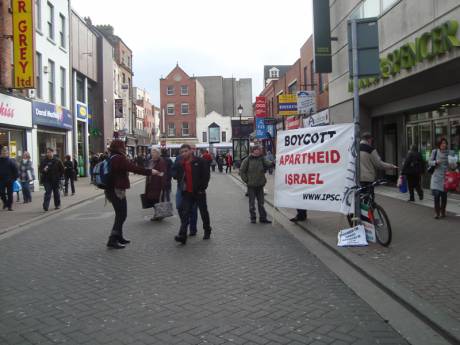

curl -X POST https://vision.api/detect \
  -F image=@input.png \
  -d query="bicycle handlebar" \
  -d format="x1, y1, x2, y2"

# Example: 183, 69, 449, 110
350, 179, 387, 193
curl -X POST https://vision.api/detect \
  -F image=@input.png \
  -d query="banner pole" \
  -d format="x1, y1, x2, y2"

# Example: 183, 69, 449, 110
351, 19, 361, 224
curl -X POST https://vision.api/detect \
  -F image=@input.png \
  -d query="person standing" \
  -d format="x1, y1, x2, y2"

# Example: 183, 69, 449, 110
160, 149, 173, 202
174, 144, 212, 244
240, 145, 273, 224
290, 209, 307, 222
145, 148, 167, 221
401, 145, 424, 202
63, 155, 76, 196
0, 147, 19, 211
210, 154, 217, 172
89, 153, 99, 184
225, 153, 233, 174
217, 154, 224, 173
105, 140, 158, 249
73, 155, 79, 181
39, 148, 64, 211
19, 151, 35, 203
429, 138, 456, 219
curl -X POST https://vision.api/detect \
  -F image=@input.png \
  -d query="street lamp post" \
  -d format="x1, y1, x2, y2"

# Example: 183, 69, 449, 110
237, 104, 243, 165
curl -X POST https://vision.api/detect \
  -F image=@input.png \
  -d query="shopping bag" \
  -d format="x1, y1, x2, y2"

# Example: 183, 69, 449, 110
444, 171, 460, 192
140, 194, 156, 209
337, 225, 368, 247
397, 175, 407, 193
153, 202, 173, 219
13, 180, 22, 193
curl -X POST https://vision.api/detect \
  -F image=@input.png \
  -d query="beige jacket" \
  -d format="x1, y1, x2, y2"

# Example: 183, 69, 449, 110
360, 141, 394, 182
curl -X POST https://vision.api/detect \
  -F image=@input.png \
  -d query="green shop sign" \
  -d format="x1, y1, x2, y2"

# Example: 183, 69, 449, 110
348, 20, 460, 92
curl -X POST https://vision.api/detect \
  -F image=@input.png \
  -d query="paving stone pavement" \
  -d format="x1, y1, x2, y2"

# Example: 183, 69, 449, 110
0, 173, 408, 345
254, 171, 460, 325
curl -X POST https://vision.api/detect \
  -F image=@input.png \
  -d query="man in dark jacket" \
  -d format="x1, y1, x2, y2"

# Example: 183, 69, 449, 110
174, 144, 211, 244
39, 148, 64, 211
240, 145, 273, 224
402, 145, 424, 202
0, 146, 19, 211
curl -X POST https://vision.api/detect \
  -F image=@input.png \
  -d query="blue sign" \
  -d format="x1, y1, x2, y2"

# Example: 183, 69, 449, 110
32, 101, 73, 130
77, 103, 87, 120
256, 118, 269, 139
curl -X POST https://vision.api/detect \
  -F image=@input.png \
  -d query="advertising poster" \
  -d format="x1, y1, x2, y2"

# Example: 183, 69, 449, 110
274, 124, 355, 214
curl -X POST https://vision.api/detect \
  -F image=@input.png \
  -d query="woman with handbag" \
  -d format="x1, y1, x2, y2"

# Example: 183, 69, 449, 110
19, 151, 35, 203
106, 140, 159, 249
145, 148, 167, 221
429, 138, 456, 219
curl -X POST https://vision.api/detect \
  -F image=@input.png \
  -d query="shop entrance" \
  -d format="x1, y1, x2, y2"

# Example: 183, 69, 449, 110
0, 127, 26, 163
383, 124, 398, 183
37, 131, 66, 161
77, 122, 86, 176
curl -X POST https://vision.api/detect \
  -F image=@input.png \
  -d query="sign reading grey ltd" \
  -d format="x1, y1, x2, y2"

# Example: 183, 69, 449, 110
312, 0, 332, 73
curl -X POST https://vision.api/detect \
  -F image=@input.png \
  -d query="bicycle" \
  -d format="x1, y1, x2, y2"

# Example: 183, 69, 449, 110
346, 180, 392, 247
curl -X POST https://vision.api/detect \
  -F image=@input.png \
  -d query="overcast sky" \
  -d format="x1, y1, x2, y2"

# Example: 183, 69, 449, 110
72, 0, 313, 105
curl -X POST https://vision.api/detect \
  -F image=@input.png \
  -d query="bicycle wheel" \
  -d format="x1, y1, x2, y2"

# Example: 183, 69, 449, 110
372, 203, 392, 246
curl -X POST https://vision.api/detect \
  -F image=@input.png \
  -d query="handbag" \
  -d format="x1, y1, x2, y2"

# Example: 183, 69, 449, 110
444, 171, 460, 192
153, 201, 173, 219
427, 150, 438, 174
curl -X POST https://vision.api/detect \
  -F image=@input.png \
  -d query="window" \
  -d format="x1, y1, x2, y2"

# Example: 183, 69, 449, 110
35, 0, 42, 31
181, 85, 189, 95
288, 81, 297, 94
269, 68, 279, 78
167, 123, 175, 137
202, 132, 207, 142
167, 85, 174, 95
60, 67, 66, 106
167, 104, 175, 115
76, 75, 84, 103
319, 74, 324, 94
48, 60, 55, 103
59, 14, 66, 48
382, 0, 398, 11
222, 131, 226, 142
47, 2, 54, 41
310, 61, 315, 91
181, 103, 189, 115
303, 67, 308, 90
35, 52, 42, 98
351, 0, 399, 19
122, 73, 126, 84
182, 122, 189, 137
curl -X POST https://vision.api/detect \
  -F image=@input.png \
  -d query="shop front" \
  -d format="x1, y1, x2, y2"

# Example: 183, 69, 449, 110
0, 93, 33, 163
32, 101, 73, 163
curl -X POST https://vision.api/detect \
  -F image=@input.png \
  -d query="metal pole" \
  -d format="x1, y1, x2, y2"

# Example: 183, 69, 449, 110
239, 112, 242, 165
351, 19, 361, 223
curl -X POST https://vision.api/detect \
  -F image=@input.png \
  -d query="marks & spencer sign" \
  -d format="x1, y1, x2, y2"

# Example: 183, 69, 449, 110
349, 20, 460, 91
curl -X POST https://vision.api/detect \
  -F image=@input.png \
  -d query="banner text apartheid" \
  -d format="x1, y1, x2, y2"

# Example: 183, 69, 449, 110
279, 150, 341, 166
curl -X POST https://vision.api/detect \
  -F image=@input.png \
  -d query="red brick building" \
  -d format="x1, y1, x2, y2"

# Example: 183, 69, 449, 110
159, 65, 205, 144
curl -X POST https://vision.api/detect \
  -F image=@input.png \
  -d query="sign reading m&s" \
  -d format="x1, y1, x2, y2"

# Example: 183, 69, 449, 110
13, 0, 35, 89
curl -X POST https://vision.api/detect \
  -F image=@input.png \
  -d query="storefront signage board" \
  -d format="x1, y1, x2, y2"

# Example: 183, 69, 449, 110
0, 93, 32, 127
32, 101, 73, 130
278, 94, 298, 116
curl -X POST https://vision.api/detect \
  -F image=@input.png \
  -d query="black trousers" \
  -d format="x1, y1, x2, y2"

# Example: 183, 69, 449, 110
106, 190, 128, 240
64, 175, 75, 194
433, 190, 447, 213
248, 186, 267, 221
0, 180, 13, 208
43, 181, 60, 209
178, 192, 211, 238
406, 174, 423, 200
226, 165, 232, 173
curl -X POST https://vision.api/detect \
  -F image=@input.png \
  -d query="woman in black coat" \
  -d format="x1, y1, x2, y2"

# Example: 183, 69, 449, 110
402, 145, 424, 202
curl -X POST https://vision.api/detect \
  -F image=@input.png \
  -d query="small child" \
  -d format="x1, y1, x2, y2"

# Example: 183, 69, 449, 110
13, 179, 22, 202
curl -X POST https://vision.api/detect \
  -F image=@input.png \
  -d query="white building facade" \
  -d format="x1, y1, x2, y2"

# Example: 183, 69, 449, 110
196, 111, 232, 146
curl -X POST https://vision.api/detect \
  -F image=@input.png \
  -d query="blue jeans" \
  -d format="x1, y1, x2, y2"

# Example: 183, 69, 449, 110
176, 186, 198, 234
21, 181, 32, 202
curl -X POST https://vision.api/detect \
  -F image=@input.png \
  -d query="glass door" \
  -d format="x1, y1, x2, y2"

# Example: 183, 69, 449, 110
434, 120, 449, 148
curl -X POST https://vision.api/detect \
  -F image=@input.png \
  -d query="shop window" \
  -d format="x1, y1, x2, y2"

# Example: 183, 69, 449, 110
48, 59, 55, 103
47, 1, 54, 41
450, 119, 460, 152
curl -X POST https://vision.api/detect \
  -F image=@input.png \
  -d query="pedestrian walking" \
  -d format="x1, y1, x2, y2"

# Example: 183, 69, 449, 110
63, 155, 76, 196
89, 153, 99, 184
18, 151, 35, 203
401, 145, 424, 202
174, 144, 212, 244
429, 138, 457, 219
105, 140, 159, 249
145, 148, 167, 221
39, 148, 64, 211
73, 155, 79, 181
210, 154, 217, 172
0, 146, 19, 211
240, 145, 273, 224
160, 148, 173, 202
225, 153, 233, 174
172, 153, 199, 236
217, 154, 224, 173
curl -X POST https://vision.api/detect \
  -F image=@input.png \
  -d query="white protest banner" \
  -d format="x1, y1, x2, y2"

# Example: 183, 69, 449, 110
337, 225, 368, 247
274, 124, 355, 214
